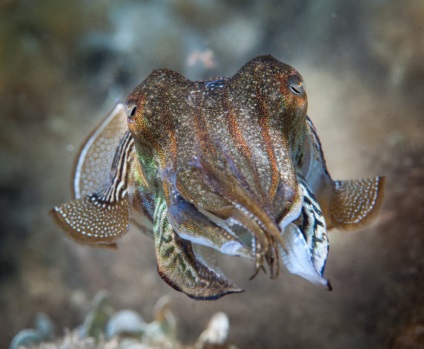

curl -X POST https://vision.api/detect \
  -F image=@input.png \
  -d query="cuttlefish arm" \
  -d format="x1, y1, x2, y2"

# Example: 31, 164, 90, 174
303, 117, 385, 230
167, 190, 252, 259
281, 176, 331, 289
153, 194, 243, 300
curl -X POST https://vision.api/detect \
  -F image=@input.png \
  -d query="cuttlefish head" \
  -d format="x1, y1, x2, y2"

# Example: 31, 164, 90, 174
125, 55, 311, 281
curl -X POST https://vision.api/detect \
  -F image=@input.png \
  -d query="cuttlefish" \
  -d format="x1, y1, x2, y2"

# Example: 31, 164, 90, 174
52, 55, 384, 299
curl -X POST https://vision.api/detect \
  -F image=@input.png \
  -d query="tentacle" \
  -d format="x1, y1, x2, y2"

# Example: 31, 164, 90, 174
153, 195, 243, 300
197, 152, 285, 279
167, 192, 252, 258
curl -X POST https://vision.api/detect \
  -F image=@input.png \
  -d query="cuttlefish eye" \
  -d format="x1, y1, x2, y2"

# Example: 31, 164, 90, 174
288, 75, 305, 96
126, 103, 137, 118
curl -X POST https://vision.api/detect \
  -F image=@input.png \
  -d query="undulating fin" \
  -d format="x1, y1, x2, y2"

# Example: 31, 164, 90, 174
300, 117, 333, 222
73, 103, 129, 199
303, 117, 385, 231
154, 196, 243, 300
281, 177, 331, 289
328, 176, 385, 230
51, 195, 130, 245
51, 131, 135, 245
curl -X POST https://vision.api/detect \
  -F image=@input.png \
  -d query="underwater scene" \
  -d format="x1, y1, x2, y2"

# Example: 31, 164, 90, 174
1, 0, 424, 348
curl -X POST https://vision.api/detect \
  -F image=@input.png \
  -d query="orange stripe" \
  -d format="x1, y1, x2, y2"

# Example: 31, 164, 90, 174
168, 128, 178, 165
225, 95, 268, 199
256, 90, 279, 203
225, 99, 252, 162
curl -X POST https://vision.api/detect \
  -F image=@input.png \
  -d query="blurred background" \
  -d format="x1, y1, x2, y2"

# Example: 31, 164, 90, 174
1, 0, 423, 348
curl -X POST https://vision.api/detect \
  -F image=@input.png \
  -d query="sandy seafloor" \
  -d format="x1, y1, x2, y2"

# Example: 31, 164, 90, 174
1, 0, 424, 348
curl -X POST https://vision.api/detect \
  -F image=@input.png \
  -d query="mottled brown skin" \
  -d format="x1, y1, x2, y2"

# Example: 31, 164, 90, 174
52, 55, 385, 300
